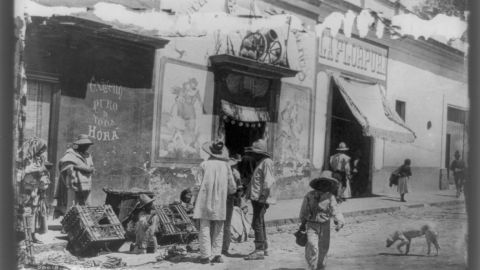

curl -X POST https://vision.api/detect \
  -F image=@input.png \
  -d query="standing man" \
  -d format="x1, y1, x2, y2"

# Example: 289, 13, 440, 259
450, 150, 466, 198
193, 141, 237, 264
329, 142, 351, 202
55, 134, 95, 215
222, 154, 242, 256
244, 139, 276, 260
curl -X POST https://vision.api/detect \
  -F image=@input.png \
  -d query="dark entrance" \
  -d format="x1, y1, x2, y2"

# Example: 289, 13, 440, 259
224, 121, 265, 155
326, 80, 373, 197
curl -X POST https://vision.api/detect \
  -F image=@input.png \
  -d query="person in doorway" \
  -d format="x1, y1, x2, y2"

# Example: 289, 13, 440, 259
222, 154, 243, 256
329, 142, 352, 202
395, 159, 412, 202
299, 170, 344, 270
193, 141, 237, 264
55, 134, 95, 215
351, 149, 363, 197
450, 150, 466, 198
244, 139, 277, 260
16, 137, 51, 244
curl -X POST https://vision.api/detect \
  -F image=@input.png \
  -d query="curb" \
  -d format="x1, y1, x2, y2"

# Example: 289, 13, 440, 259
265, 199, 464, 228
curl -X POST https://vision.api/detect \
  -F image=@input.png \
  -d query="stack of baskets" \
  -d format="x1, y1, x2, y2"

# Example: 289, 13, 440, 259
154, 203, 198, 245
61, 205, 126, 256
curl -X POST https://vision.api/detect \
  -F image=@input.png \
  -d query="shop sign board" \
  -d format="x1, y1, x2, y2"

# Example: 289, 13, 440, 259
318, 30, 388, 81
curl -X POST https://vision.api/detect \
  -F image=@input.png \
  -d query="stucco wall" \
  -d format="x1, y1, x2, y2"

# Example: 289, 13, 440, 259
146, 2, 318, 203
383, 57, 468, 169
372, 167, 441, 195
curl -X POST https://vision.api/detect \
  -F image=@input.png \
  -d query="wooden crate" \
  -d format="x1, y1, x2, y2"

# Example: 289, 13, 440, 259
154, 203, 198, 245
61, 205, 125, 256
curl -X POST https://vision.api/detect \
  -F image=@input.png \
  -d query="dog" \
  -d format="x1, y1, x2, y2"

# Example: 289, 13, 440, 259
386, 224, 440, 255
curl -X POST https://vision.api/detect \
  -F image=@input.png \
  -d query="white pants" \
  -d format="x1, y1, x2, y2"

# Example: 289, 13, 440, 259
305, 221, 331, 270
199, 219, 224, 259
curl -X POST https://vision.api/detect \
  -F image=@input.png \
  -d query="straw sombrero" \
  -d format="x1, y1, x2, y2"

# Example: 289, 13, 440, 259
137, 194, 155, 209
336, 142, 349, 151
74, 134, 94, 145
309, 170, 340, 190
245, 139, 271, 157
202, 141, 229, 161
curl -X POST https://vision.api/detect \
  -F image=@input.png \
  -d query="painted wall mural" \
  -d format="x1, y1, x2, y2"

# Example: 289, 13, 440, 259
154, 58, 214, 163
274, 83, 312, 178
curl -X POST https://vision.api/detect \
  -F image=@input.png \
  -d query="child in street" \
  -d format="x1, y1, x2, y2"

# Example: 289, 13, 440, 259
299, 170, 345, 270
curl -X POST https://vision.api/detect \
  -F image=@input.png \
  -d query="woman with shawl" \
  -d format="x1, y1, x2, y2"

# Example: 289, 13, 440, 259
16, 137, 50, 243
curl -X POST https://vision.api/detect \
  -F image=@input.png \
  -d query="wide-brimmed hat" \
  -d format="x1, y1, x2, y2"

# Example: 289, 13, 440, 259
309, 170, 340, 190
245, 139, 271, 157
74, 134, 93, 145
228, 153, 242, 166
336, 142, 349, 151
202, 141, 229, 161
137, 194, 155, 209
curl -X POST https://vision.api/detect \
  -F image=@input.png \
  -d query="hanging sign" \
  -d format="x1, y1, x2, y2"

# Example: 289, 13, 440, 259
318, 30, 388, 81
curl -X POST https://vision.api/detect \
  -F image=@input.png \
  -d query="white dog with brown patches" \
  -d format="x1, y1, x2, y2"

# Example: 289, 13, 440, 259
386, 224, 440, 255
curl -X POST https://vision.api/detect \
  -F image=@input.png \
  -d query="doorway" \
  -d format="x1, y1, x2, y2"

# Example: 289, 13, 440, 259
224, 120, 265, 156
326, 80, 373, 197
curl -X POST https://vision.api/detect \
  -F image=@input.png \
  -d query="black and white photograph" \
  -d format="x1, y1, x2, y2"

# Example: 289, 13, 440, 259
10, 0, 472, 269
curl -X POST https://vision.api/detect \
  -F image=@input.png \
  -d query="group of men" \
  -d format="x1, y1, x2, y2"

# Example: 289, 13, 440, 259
192, 138, 275, 263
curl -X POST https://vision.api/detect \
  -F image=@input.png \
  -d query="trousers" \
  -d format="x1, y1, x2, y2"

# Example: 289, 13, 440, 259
251, 200, 269, 250
305, 221, 331, 270
199, 219, 224, 259
222, 196, 234, 252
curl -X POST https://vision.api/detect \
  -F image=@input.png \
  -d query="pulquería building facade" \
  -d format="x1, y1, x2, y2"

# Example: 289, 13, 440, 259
22, 0, 468, 204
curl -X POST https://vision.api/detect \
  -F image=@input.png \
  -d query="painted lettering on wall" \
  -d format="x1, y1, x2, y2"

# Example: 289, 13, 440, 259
293, 30, 311, 82
87, 83, 122, 141
318, 31, 388, 81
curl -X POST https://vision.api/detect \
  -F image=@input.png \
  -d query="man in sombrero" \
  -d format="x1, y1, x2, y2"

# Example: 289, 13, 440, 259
193, 141, 237, 264
329, 142, 352, 202
299, 170, 345, 270
131, 194, 159, 254
243, 139, 277, 260
55, 134, 95, 216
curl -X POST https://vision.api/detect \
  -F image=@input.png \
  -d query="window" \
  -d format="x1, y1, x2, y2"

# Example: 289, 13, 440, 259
395, 100, 406, 121
24, 80, 54, 142
447, 107, 466, 124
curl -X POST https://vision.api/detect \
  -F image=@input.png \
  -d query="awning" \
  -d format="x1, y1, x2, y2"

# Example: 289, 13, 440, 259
333, 75, 416, 143
221, 100, 270, 122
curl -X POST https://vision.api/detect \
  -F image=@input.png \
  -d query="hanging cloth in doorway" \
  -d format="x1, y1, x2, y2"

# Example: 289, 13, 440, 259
332, 75, 416, 143
221, 99, 270, 125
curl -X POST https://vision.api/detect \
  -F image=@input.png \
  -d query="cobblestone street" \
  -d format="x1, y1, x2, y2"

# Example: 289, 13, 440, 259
126, 203, 467, 270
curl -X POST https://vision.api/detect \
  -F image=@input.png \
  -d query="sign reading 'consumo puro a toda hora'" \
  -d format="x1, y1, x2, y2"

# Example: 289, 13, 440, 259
318, 30, 388, 81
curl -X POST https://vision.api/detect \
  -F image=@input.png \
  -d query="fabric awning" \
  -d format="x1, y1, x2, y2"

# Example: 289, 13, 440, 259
333, 75, 416, 143
221, 100, 270, 122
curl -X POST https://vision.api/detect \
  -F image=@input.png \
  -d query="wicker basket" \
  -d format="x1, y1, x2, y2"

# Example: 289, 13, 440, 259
61, 205, 126, 256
